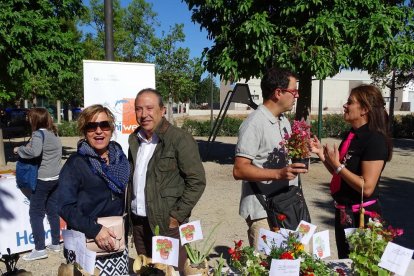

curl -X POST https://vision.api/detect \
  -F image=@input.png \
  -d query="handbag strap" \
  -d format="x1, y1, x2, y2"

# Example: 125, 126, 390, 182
250, 182, 268, 210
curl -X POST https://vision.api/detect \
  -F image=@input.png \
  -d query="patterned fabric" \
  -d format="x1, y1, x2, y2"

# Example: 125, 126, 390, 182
65, 248, 129, 276
78, 140, 129, 194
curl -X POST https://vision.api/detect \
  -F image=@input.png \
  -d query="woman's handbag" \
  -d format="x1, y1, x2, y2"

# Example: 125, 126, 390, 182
15, 130, 44, 191
85, 187, 128, 256
86, 215, 126, 256
252, 175, 311, 230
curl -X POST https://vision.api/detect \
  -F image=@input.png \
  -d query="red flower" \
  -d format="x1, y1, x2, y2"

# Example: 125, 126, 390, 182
336, 268, 346, 276
261, 234, 267, 243
235, 240, 243, 248
277, 214, 287, 221
280, 251, 294, 260
260, 261, 269, 267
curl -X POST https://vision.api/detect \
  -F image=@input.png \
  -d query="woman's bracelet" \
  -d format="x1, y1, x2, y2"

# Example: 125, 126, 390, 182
335, 164, 345, 174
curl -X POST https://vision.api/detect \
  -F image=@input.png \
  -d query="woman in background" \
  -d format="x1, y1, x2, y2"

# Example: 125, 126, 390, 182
58, 105, 129, 275
14, 108, 62, 261
312, 84, 393, 258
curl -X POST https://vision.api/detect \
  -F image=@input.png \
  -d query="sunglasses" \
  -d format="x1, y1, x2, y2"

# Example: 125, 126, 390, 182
281, 88, 299, 98
85, 121, 111, 132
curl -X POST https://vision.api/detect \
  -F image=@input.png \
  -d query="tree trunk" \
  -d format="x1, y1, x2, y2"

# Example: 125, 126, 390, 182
295, 71, 313, 121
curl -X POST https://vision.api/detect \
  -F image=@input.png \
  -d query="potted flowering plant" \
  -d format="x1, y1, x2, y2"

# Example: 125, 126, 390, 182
263, 232, 338, 276
347, 215, 404, 276
228, 240, 268, 276
280, 120, 312, 168
183, 223, 219, 276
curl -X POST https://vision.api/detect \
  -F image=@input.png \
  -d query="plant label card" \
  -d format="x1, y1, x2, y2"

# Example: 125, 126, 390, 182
312, 230, 330, 259
152, 236, 179, 267
179, 220, 203, 245
257, 228, 284, 254
75, 237, 96, 275
295, 220, 317, 245
378, 242, 414, 276
62, 229, 85, 251
279, 228, 296, 239
344, 228, 357, 238
269, 259, 300, 276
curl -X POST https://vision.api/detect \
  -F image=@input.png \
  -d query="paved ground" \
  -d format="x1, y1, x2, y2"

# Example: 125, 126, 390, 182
1, 136, 413, 275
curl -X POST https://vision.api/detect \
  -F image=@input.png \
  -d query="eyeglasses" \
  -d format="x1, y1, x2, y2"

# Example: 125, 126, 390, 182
85, 121, 111, 132
281, 88, 299, 98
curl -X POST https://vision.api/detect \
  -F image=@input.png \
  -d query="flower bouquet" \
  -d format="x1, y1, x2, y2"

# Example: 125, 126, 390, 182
347, 216, 404, 276
280, 120, 312, 168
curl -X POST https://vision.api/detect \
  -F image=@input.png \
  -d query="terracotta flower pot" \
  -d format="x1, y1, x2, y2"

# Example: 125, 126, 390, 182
292, 157, 310, 170
185, 233, 194, 241
160, 249, 170, 260
183, 258, 209, 276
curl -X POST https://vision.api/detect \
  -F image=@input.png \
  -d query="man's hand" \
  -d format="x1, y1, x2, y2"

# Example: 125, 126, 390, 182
95, 226, 117, 251
277, 163, 308, 180
169, 216, 180, 228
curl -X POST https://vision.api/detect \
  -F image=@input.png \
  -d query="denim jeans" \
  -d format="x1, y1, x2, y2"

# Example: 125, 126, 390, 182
29, 179, 60, 250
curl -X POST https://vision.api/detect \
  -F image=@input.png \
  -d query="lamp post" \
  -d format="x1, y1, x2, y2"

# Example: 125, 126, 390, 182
104, 0, 114, 61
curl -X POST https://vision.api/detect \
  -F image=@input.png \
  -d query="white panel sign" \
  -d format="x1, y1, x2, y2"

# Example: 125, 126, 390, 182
0, 176, 66, 254
83, 60, 156, 154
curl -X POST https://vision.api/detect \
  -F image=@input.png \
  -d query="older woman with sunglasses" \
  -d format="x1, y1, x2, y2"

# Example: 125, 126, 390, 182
57, 104, 130, 275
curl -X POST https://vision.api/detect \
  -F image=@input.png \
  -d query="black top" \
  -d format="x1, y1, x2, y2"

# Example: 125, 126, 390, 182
333, 124, 388, 205
57, 154, 124, 239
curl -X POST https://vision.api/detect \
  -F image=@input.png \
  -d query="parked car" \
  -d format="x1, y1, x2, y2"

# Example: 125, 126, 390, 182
0, 108, 31, 139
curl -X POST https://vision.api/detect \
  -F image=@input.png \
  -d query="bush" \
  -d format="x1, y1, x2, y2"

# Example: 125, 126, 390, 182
393, 114, 414, 138
181, 117, 243, 136
310, 114, 350, 139
181, 113, 414, 139
57, 121, 78, 137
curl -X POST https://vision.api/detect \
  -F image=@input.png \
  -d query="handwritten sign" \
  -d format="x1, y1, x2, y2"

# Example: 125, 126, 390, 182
379, 242, 414, 275
269, 259, 300, 276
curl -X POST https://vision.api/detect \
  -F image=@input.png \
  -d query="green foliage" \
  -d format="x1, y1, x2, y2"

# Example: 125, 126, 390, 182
81, 0, 157, 62
183, 0, 414, 119
347, 218, 403, 276
393, 114, 414, 138
184, 223, 219, 265
212, 253, 226, 276
194, 75, 220, 105
0, 0, 84, 103
181, 117, 243, 136
310, 114, 350, 138
57, 121, 78, 137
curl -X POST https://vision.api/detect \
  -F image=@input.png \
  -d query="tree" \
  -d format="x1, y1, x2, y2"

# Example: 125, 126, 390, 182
151, 24, 199, 103
183, 0, 414, 120
81, 0, 158, 62
0, 0, 84, 105
195, 75, 220, 105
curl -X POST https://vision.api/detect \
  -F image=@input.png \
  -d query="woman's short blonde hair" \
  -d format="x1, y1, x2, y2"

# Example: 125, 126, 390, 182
77, 104, 116, 136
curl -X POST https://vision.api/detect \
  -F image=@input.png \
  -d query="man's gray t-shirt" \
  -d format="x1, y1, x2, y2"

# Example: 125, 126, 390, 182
235, 105, 298, 220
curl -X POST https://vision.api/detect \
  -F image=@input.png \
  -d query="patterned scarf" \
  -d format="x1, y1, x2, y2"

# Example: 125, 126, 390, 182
78, 139, 130, 194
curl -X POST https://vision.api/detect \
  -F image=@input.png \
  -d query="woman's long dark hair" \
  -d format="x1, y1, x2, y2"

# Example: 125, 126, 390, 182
28, 108, 57, 135
350, 85, 393, 161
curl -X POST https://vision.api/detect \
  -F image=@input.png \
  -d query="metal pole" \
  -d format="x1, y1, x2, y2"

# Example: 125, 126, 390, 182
104, 0, 114, 61
0, 129, 6, 166
210, 73, 214, 131
318, 79, 323, 140
389, 70, 396, 135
